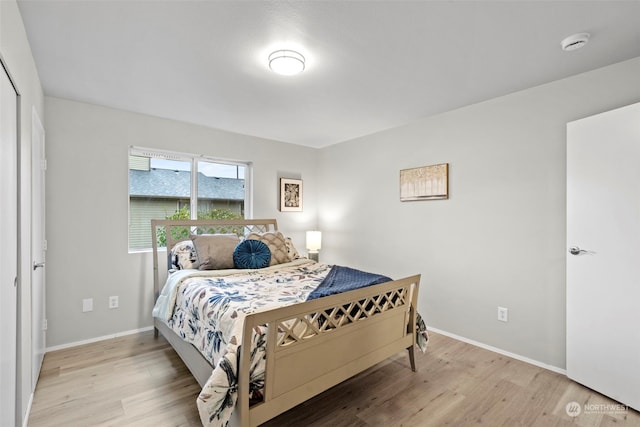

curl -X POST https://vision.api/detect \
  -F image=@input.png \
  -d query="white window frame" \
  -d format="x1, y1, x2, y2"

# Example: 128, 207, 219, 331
128, 146, 253, 252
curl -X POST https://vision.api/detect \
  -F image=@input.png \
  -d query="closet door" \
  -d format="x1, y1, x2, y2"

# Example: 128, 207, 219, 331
32, 108, 46, 388
0, 62, 18, 427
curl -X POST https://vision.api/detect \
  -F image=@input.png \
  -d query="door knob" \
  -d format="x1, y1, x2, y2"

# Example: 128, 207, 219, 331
569, 246, 589, 256
33, 261, 45, 270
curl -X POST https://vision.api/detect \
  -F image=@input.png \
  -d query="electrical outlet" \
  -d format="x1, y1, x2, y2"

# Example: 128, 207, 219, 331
109, 296, 119, 309
498, 306, 508, 322
82, 298, 93, 312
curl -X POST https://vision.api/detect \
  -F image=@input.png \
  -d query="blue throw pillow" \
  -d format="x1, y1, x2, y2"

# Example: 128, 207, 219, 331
233, 239, 271, 269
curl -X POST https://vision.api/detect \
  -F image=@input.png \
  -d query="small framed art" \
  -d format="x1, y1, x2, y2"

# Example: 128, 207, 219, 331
280, 178, 303, 211
400, 163, 449, 201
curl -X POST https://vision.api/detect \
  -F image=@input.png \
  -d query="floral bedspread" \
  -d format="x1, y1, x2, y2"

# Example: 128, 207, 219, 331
152, 258, 427, 427
153, 259, 332, 427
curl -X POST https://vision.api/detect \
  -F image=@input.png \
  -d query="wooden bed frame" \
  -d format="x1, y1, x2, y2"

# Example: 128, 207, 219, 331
152, 219, 421, 427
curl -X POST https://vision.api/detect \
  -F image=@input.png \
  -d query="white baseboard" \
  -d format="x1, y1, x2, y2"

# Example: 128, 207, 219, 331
428, 326, 566, 375
45, 326, 155, 353
22, 392, 33, 427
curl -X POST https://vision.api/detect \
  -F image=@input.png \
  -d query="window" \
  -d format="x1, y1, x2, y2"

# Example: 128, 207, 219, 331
128, 147, 251, 250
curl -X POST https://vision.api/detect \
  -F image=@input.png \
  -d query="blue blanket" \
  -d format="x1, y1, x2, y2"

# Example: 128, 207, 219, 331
307, 265, 392, 301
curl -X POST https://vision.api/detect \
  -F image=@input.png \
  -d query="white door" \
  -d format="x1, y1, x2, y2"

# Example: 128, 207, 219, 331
567, 101, 640, 411
31, 107, 46, 388
0, 62, 18, 427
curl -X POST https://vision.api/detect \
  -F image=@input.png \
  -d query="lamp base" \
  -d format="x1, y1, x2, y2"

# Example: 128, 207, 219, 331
308, 252, 319, 262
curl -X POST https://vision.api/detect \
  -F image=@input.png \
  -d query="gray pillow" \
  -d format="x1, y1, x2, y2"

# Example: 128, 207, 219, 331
191, 234, 240, 270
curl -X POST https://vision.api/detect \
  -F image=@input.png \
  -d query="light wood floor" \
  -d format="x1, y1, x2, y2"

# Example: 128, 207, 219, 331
29, 330, 640, 427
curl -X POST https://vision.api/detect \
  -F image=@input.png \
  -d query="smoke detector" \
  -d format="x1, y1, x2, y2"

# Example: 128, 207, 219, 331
561, 33, 590, 51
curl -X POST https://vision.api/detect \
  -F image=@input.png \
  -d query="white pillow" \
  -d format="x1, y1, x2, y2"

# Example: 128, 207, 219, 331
170, 240, 199, 270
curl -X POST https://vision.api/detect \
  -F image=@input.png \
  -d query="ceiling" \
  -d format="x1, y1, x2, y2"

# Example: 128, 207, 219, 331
17, 1, 640, 148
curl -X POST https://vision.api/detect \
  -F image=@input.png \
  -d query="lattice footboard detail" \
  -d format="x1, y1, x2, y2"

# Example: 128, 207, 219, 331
240, 274, 420, 427
276, 286, 410, 347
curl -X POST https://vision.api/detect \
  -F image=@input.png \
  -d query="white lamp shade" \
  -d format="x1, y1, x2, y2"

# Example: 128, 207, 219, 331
306, 231, 322, 252
269, 50, 305, 76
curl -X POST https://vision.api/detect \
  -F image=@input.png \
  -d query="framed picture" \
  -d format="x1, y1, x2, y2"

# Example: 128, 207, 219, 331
400, 163, 449, 201
280, 178, 303, 211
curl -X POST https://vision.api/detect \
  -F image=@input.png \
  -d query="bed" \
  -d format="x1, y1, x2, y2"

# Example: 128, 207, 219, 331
151, 218, 424, 427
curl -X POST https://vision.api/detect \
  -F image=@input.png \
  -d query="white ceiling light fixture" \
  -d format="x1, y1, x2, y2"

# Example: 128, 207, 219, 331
561, 32, 590, 51
268, 50, 305, 76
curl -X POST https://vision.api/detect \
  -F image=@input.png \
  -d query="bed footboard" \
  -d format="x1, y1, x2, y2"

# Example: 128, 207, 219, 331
236, 274, 420, 427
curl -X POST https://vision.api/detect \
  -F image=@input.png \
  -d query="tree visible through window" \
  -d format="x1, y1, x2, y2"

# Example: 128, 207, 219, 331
128, 148, 250, 250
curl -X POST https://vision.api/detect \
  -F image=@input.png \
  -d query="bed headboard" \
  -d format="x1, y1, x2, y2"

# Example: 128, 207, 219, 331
151, 218, 278, 300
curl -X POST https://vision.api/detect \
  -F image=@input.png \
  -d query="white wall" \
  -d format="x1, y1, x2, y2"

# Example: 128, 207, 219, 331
0, 0, 45, 423
317, 57, 640, 370
44, 97, 318, 347
38, 37, 640, 372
